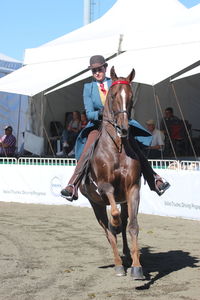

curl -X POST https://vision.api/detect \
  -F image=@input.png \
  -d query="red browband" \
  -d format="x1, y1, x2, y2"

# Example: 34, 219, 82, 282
111, 80, 130, 87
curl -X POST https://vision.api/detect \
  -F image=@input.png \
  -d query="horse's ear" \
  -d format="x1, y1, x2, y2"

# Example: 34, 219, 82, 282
127, 68, 135, 83
110, 66, 118, 81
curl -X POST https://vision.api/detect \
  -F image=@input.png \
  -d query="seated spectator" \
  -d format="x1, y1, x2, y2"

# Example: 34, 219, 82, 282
62, 111, 81, 155
146, 119, 165, 159
160, 107, 180, 134
0, 125, 16, 157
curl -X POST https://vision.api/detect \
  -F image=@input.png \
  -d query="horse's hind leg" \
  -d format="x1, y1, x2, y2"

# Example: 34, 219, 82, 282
89, 201, 125, 276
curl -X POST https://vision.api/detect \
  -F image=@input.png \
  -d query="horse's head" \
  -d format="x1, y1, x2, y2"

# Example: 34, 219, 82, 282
105, 66, 135, 138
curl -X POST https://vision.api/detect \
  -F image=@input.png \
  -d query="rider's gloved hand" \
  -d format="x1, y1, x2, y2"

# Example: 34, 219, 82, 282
98, 109, 103, 120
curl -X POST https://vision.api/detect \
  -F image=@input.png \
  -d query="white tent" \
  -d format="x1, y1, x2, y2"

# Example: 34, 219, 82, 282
0, 53, 29, 151
0, 0, 200, 155
0, 0, 197, 95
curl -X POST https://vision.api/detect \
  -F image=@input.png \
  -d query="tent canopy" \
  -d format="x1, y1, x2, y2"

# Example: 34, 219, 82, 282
0, 0, 200, 158
0, 52, 22, 76
0, 0, 199, 96
171, 65, 200, 81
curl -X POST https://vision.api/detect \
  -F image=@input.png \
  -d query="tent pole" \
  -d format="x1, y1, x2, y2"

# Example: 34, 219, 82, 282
16, 94, 22, 153
152, 86, 164, 159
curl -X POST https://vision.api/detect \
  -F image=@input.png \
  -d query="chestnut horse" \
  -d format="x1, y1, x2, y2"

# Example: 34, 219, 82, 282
80, 66, 144, 279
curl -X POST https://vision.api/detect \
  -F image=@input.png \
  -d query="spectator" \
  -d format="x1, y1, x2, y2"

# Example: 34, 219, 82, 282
160, 107, 189, 157
146, 119, 165, 159
0, 125, 16, 157
160, 107, 180, 134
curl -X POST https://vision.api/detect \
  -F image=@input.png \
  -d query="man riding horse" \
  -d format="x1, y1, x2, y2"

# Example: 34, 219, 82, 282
61, 55, 170, 201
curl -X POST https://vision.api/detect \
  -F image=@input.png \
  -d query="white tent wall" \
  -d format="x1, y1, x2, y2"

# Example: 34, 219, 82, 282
0, 92, 29, 151
29, 94, 45, 138
0, 53, 29, 152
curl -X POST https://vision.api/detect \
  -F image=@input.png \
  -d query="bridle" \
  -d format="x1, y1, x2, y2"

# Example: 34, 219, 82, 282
104, 80, 131, 136
110, 80, 131, 117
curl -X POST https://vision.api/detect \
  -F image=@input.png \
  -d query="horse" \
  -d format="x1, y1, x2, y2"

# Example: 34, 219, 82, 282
80, 66, 144, 280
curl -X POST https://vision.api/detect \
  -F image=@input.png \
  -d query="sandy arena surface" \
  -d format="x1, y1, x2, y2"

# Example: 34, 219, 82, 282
0, 201, 199, 300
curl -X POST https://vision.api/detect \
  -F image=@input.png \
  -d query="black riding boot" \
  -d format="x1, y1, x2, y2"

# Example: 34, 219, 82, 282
130, 139, 170, 195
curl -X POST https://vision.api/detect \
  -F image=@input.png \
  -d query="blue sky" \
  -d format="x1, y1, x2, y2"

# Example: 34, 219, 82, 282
0, 0, 200, 61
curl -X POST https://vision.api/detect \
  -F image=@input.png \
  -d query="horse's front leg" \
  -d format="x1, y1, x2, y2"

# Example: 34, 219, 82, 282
106, 229, 125, 276
128, 185, 144, 280
99, 183, 121, 225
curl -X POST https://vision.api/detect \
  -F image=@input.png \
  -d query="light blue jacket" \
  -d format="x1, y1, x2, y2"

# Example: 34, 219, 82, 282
75, 78, 152, 160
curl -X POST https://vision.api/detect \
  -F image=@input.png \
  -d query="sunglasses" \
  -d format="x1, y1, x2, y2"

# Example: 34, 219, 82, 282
92, 67, 104, 74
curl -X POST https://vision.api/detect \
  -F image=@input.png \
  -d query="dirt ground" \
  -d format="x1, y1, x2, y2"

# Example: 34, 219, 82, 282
0, 201, 199, 300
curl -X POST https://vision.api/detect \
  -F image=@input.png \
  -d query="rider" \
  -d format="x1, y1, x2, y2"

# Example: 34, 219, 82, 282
61, 55, 170, 201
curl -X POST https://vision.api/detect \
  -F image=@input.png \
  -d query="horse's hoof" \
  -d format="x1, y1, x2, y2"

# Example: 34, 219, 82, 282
108, 222, 122, 235
115, 265, 126, 276
130, 266, 145, 280
121, 255, 132, 268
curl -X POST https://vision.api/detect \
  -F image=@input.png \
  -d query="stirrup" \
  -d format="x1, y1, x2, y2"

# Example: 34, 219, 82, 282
61, 184, 76, 201
155, 177, 170, 196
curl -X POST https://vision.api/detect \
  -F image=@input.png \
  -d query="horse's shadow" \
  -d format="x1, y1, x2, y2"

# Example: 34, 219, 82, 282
99, 246, 199, 289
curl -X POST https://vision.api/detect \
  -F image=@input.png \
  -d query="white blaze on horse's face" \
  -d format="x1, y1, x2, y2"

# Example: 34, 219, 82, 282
121, 89, 126, 111
115, 87, 129, 138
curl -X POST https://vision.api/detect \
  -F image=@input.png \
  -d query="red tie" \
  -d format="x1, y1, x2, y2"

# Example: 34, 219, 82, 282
100, 83, 107, 95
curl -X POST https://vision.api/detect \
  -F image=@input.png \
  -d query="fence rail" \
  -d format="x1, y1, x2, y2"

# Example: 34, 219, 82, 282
0, 157, 200, 170
1, 157, 76, 166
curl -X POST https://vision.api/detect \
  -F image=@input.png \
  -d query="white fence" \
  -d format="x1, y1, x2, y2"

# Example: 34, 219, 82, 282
1, 157, 200, 171
0, 157, 200, 221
